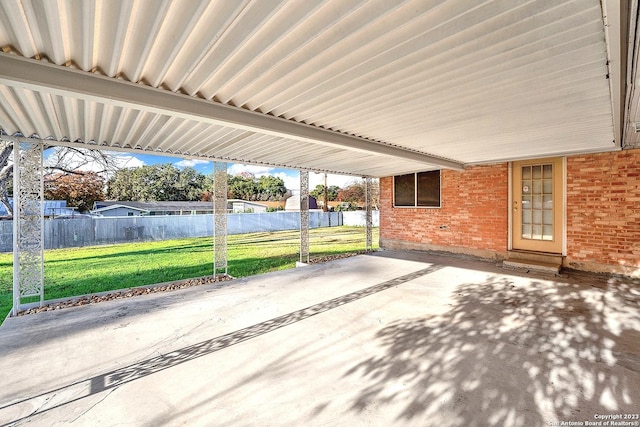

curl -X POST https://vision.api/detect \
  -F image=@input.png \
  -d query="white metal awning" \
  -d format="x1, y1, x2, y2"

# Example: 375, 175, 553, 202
0, 0, 632, 177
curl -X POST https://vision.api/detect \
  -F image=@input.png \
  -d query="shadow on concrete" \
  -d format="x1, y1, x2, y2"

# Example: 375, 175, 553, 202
0, 265, 442, 424
341, 274, 640, 425
0, 253, 345, 348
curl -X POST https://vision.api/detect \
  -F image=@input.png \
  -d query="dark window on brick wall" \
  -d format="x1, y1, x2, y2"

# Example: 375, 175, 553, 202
394, 173, 415, 206
393, 170, 441, 207
417, 171, 440, 207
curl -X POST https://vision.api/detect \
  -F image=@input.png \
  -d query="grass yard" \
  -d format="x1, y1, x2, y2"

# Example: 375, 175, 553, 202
0, 226, 379, 323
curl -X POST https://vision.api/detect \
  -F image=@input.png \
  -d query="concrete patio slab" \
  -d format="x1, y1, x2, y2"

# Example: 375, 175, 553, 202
0, 250, 639, 426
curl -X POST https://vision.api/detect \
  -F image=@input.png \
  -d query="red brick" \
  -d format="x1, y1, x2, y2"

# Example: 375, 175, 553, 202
380, 164, 508, 253
380, 149, 640, 270
566, 149, 640, 268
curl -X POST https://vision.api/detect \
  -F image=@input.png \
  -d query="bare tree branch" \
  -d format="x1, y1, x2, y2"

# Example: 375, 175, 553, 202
0, 144, 121, 217
43, 146, 120, 177
0, 144, 13, 216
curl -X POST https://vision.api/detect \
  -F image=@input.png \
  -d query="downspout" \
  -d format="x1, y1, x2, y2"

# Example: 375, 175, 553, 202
623, 0, 639, 149
602, 0, 631, 148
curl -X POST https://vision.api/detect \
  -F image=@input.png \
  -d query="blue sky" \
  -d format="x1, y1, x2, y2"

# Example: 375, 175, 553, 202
53, 149, 361, 191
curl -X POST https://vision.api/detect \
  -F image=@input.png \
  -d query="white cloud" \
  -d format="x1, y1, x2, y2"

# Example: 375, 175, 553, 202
227, 164, 276, 176
114, 154, 145, 169
174, 159, 209, 168
272, 172, 299, 191
309, 172, 360, 189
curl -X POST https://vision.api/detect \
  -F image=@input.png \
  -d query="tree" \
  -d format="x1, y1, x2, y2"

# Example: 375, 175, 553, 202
336, 180, 380, 210
310, 184, 339, 201
256, 175, 287, 201
338, 183, 366, 203
106, 167, 136, 201
135, 164, 181, 201
45, 146, 120, 176
199, 174, 215, 201
0, 145, 120, 217
0, 144, 12, 216
334, 201, 358, 211
107, 164, 210, 201
173, 166, 209, 201
370, 179, 380, 210
44, 172, 105, 212
227, 173, 287, 201
228, 173, 258, 200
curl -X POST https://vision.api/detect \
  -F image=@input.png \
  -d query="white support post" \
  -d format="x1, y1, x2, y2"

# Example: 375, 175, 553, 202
299, 170, 309, 265
365, 177, 373, 252
13, 140, 44, 315
213, 161, 228, 276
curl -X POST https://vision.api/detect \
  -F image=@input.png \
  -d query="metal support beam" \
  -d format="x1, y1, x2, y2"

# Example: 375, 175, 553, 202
0, 54, 464, 170
13, 140, 44, 315
299, 171, 309, 264
602, 0, 629, 148
365, 177, 373, 252
213, 161, 228, 276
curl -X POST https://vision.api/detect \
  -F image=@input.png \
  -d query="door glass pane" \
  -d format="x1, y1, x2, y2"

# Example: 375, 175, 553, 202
521, 163, 553, 241
532, 210, 542, 224
533, 195, 542, 209
532, 224, 542, 239
532, 166, 541, 179
532, 180, 542, 194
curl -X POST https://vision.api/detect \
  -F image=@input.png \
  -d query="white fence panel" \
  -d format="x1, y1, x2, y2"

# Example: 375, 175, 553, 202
342, 211, 380, 227
0, 211, 344, 252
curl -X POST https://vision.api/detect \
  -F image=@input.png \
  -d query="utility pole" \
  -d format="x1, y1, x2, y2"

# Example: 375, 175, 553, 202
323, 173, 328, 212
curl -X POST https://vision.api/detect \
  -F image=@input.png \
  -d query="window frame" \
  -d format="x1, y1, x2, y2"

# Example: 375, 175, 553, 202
393, 170, 441, 208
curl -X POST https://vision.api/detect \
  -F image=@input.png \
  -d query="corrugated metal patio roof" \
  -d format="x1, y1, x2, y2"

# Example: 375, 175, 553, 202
0, 0, 634, 177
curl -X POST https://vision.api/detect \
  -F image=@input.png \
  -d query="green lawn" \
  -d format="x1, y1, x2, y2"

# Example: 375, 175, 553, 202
0, 226, 379, 322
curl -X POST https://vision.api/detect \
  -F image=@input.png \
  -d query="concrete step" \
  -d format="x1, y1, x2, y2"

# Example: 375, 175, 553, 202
503, 251, 563, 274
503, 259, 561, 274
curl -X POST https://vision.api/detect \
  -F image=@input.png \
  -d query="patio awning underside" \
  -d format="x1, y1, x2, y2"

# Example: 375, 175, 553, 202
0, 0, 631, 177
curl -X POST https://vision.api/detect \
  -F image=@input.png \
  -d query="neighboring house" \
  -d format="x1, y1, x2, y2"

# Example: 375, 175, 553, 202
0, 199, 79, 218
284, 195, 319, 211
229, 200, 268, 213
91, 200, 267, 217
91, 202, 151, 217
379, 150, 640, 277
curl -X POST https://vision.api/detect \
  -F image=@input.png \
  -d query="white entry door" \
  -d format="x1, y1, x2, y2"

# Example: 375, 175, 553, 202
512, 157, 563, 253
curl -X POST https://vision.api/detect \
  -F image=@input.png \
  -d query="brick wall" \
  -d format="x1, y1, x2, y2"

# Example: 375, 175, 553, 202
380, 164, 509, 258
566, 149, 640, 273
379, 149, 640, 275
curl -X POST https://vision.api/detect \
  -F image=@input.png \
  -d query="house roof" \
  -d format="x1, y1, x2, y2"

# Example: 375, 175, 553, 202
0, 199, 76, 216
93, 201, 216, 213
92, 200, 267, 213
229, 199, 268, 207
0, 1, 634, 177
91, 203, 149, 214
